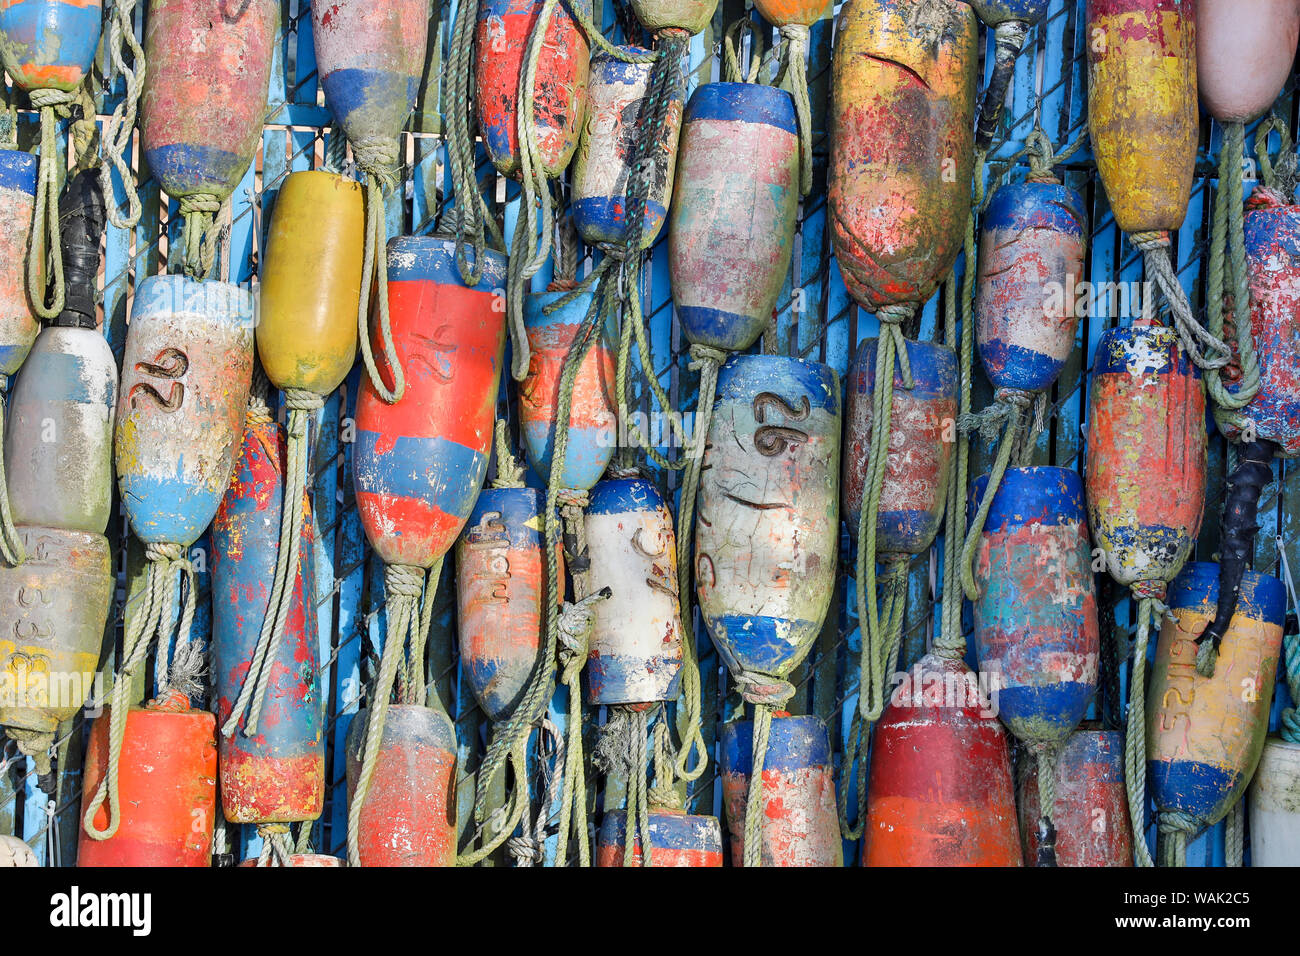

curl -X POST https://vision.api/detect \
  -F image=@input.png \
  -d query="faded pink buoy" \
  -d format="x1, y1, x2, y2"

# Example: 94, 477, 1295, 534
1197, 0, 1300, 123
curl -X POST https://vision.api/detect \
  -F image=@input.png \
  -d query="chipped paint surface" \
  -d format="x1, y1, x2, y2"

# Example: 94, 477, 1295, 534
752, 0, 831, 27
211, 419, 324, 825
354, 238, 506, 568
970, 0, 1050, 23
972, 466, 1099, 745
843, 338, 956, 555
475, 0, 590, 178
829, 0, 975, 310
115, 276, 254, 547
697, 356, 840, 678
79, 706, 218, 866
719, 715, 842, 866
669, 83, 799, 353
863, 653, 1022, 866
1020, 728, 1133, 867
1223, 202, 1300, 456
345, 704, 457, 867
6, 326, 117, 533
141, 0, 277, 199
1147, 562, 1284, 828
312, 0, 428, 147
1086, 0, 1197, 233
0, 527, 111, 732
976, 180, 1087, 392
1249, 738, 1300, 866
0, 149, 38, 377
518, 290, 617, 491
1196, 0, 1297, 124
571, 51, 683, 248
455, 487, 555, 722
629, 0, 717, 33
596, 809, 724, 866
0, 0, 100, 92
584, 478, 684, 705
1085, 325, 1205, 588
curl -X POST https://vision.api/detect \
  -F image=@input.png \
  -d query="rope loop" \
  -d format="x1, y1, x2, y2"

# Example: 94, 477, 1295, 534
491, 419, 527, 489
735, 672, 796, 709
1131, 231, 1233, 371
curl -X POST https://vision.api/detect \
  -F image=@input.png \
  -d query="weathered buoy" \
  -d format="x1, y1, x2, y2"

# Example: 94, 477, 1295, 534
971, 466, 1099, 747
1020, 728, 1133, 867
571, 50, 685, 248
976, 180, 1088, 393
0, 834, 36, 866
0, 150, 38, 378
668, 82, 799, 353
142, 0, 277, 274
238, 852, 343, 868
518, 290, 617, 490
0, 0, 100, 92
719, 714, 842, 866
1249, 738, 1300, 866
345, 703, 457, 867
455, 486, 552, 722
1197, 0, 1299, 124
829, 0, 975, 310
596, 808, 724, 867
78, 693, 218, 867
1147, 563, 1283, 860
629, 0, 717, 33
475, 0, 590, 178
1086, 0, 1197, 236
843, 339, 957, 557
863, 653, 1023, 866
354, 238, 507, 568
970, 2, 1051, 149
752, 0, 829, 25
211, 413, 323, 826
584, 478, 684, 705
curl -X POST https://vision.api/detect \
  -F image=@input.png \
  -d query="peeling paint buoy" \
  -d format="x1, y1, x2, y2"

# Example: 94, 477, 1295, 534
1249, 738, 1300, 866
596, 808, 724, 866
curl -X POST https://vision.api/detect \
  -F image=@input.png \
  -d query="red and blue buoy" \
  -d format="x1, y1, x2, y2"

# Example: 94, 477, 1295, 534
596, 809, 724, 867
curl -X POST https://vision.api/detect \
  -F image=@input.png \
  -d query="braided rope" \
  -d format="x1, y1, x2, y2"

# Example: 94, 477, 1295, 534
736, 675, 796, 867
722, 18, 763, 84
0, 380, 25, 566
178, 193, 223, 279
777, 24, 813, 197
98, 0, 145, 229
27, 89, 79, 319
354, 138, 406, 404
1130, 231, 1232, 370
958, 389, 1031, 600
1123, 587, 1165, 867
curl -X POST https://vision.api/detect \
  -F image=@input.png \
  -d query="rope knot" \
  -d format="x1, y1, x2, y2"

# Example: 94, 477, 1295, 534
1157, 808, 1201, 836
246, 392, 273, 425
994, 386, 1035, 410
656, 26, 693, 41
351, 137, 400, 189
178, 193, 222, 216
145, 541, 185, 564
876, 303, 915, 326
1130, 580, 1166, 602
145, 688, 191, 713
735, 672, 796, 708
647, 783, 683, 811
385, 563, 426, 600
506, 834, 544, 866
688, 343, 728, 370
28, 87, 79, 112
285, 388, 325, 412
491, 420, 527, 489
556, 488, 589, 510
1131, 230, 1170, 252
557, 589, 608, 683
779, 22, 810, 46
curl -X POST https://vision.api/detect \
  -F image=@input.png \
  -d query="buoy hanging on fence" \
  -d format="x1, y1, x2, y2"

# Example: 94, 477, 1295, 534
78, 686, 219, 867
313, 0, 430, 403
719, 714, 842, 866
1019, 728, 1133, 867
1086, 323, 1205, 866
210, 407, 323, 830
1197, 0, 1298, 126
238, 853, 342, 868
351, 237, 505, 867
863, 653, 1023, 866
142, 0, 277, 278
970, 466, 1099, 864
1250, 738, 1300, 866
518, 289, 617, 490
970, 1, 1050, 151
0, 0, 100, 321
596, 808, 724, 867
225, 170, 362, 743
84, 275, 253, 842
345, 703, 457, 867
695, 355, 840, 867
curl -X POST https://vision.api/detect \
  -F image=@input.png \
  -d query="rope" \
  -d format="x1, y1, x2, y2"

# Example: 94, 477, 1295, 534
1031, 741, 1061, 866
98, 0, 145, 229
354, 138, 406, 404
27, 88, 79, 319
221, 389, 322, 739
1157, 808, 1197, 867
593, 706, 655, 867
82, 543, 197, 840
177, 193, 223, 279
958, 388, 1031, 600
257, 823, 293, 867
347, 560, 439, 866
491, 419, 527, 488
722, 19, 763, 84
1224, 796, 1245, 867
736, 675, 796, 867
1130, 231, 1232, 370
776, 24, 813, 197
1278, 534, 1300, 743
0, 379, 25, 566
560, 0, 660, 63
553, 589, 607, 865
1123, 585, 1166, 867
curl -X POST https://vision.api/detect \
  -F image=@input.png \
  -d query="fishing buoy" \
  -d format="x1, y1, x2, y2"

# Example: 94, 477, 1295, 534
345, 704, 457, 867
238, 853, 342, 868
1249, 738, 1300, 866
976, 180, 1087, 394
211, 411, 323, 826
596, 808, 724, 866
719, 714, 842, 867
629, 0, 716, 33
584, 478, 683, 705
667, 82, 799, 353
970, 1, 1050, 150
0, 834, 36, 866
313, 0, 430, 403
863, 653, 1023, 866
1147, 562, 1284, 864
829, 0, 975, 311
0, 150, 38, 379
475, 0, 590, 178
6, 169, 116, 536
455, 485, 553, 722
142, 0, 277, 277
1197, 0, 1299, 124
1019, 728, 1133, 867
518, 290, 617, 490
571, 49, 685, 248
78, 692, 218, 867
971, 465, 1099, 863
